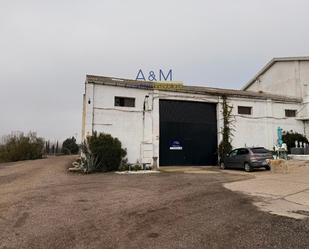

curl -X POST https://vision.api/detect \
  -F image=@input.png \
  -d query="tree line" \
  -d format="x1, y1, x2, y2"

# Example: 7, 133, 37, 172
0, 132, 79, 163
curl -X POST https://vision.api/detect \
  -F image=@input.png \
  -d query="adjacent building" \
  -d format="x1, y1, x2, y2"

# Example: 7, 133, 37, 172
82, 57, 309, 166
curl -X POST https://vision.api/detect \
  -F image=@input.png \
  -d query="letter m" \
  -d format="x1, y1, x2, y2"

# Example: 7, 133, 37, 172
159, 69, 172, 81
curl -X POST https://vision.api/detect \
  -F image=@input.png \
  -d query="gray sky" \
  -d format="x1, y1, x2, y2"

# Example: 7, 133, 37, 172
1, 0, 309, 142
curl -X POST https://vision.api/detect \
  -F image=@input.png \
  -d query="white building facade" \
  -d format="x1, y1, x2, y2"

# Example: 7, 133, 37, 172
82, 57, 309, 167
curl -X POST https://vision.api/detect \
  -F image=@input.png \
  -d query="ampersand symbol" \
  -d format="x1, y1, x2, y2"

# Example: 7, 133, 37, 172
148, 71, 157, 81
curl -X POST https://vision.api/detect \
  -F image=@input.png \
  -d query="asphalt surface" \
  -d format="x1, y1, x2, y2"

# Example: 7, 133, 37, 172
1, 156, 309, 249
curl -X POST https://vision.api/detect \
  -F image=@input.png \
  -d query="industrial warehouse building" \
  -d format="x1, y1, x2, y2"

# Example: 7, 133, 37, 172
82, 57, 309, 167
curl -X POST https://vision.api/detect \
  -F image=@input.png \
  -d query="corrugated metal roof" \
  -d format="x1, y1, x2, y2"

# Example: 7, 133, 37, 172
86, 75, 302, 103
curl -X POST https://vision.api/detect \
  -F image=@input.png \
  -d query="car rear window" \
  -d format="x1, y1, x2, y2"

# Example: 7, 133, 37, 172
237, 148, 249, 155
251, 148, 269, 154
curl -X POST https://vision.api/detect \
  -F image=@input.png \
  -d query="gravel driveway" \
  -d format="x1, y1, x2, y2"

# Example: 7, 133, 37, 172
1, 156, 309, 249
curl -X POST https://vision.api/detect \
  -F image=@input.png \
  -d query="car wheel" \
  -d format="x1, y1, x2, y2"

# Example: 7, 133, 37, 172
265, 165, 271, 171
244, 162, 252, 172
220, 161, 226, 170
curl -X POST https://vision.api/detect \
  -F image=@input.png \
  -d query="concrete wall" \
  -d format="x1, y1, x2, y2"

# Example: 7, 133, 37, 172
82, 82, 306, 166
82, 84, 221, 165
246, 61, 309, 99
83, 84, 152, 163
228, 97, 303, 150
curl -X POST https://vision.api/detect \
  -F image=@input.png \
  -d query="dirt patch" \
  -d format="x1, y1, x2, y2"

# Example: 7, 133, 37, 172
1, 158, 309, 249
14, 212, 29, 228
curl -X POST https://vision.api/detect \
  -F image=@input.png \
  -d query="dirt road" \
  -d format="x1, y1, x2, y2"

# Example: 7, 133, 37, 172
1, 157, 309, 249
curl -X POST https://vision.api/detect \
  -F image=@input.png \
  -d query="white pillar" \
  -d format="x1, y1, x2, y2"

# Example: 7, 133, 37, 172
266, 99, 274, 150
84, 83, 94, 140
217, 97, 223, 146
152, 90, 160, 167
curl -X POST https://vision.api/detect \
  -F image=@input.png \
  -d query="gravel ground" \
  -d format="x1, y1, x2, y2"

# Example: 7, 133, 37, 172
1, 156, 309, 249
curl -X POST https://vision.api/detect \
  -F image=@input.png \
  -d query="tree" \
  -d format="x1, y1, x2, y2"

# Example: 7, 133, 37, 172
45, 141, 49, 154
51, 144, 55, 155
0, 132, 44, 162
46, 141, 50, 154
55, 141, 59, 154
218, 96, 234, 159
62, 137, 79, 155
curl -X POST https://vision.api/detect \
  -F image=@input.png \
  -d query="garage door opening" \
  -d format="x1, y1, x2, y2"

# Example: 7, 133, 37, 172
159, 100, 218, 166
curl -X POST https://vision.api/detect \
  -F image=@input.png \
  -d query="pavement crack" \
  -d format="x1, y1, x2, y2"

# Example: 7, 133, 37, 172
274, 188, 309, 202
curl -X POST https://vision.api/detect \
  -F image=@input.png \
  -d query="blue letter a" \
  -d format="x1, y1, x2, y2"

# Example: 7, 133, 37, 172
136, 69, 146, 81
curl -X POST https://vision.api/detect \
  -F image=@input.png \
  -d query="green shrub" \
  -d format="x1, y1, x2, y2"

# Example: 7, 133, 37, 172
118, 158, 129, 171
82, 132, 127, 172
282, 131, 308, 153
218, 141, 232, 159
80, 142, 101, 173
62, 137, 79, 155
0, 132, 44, 163
131, 164, 142, 171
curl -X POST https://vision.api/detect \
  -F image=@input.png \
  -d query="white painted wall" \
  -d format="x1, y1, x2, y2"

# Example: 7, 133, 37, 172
83, 83, 94, 137
247, 61, 309, 99
82, 81, 306, 166
83, 84, 153, 163
228, 98, 303, 150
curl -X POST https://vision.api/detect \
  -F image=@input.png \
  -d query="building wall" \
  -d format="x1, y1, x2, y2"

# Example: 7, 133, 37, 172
246, 61, 309, 99
82, 84, 221, 164
83, 82, 305, 166
228, 98, 303, 149
83, 84, 152, 163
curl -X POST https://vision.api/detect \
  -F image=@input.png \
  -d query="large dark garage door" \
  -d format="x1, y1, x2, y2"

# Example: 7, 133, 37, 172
159, 100, 218, 166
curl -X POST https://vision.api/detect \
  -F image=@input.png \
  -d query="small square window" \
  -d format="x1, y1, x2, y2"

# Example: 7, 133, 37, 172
285, 109, 296, 117
238, 106, 252, 115
115, 97, 135, 107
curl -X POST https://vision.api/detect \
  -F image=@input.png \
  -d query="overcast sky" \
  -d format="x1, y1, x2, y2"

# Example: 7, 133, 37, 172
1, 0, 309, 142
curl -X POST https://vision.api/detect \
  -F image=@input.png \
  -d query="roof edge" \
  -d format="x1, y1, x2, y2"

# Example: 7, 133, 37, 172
86, 74, 302, 103
242, 56, 309, 90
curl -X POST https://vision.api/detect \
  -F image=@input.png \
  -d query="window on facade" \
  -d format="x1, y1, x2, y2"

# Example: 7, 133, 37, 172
238, 106, 252, 115
285, 109, 296, 117
114, 96, 135, 107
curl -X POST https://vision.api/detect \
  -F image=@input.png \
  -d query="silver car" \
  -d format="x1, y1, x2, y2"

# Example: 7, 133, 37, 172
220, 147, 273, 172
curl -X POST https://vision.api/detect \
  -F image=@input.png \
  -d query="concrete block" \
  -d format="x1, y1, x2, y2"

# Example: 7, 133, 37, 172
291, 148, 304, 155
68, 167, 83, 172
288, 155, 309, 161
304, 147, 309, 155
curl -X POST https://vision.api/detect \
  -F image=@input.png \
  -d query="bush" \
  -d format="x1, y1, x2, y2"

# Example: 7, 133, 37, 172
0, 132, 44, 163
62, 137, 79, 155
131, 164, 142, 171
82, 132, 127, 172
118, 158, 129, 171
282, 131, 308, 153
218, 140, 232, 160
